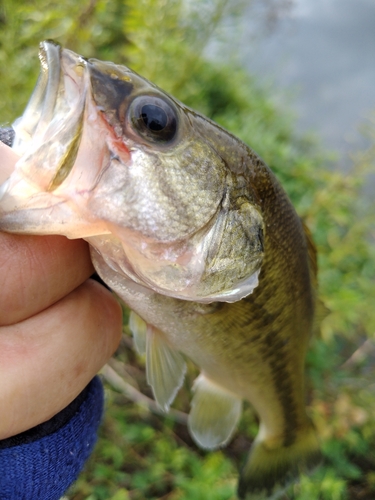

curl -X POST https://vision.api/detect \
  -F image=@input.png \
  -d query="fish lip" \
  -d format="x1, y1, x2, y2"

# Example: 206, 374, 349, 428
13, 40, 87, 149
12, 41, 62, 153
36, 40, 62, 134
10, 41, 88, 191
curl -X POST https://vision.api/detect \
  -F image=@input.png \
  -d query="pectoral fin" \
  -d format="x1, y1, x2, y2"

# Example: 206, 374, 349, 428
146, 326, 186, 412
188, 374, 242, 449
128, 310, 147, 354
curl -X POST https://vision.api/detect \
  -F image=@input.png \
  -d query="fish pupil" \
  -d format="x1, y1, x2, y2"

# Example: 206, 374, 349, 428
141, 104, 167, 131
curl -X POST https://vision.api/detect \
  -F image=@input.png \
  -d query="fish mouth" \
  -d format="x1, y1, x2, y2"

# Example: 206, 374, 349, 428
11, 40, 87, 190
20, 41, 62, 147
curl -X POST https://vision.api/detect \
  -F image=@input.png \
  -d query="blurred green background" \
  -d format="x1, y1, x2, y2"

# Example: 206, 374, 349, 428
1, 1, 374, 499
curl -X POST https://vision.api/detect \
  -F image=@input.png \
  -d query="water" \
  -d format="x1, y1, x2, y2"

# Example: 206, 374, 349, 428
233, 0, 375, 162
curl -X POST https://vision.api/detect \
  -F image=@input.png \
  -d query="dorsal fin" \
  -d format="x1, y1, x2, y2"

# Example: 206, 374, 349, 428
301, 220, 318, 287
301, 220, 329, 335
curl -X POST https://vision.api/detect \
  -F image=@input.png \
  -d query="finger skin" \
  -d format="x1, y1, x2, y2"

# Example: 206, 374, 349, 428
0, 142, 19, 183
0, 279, 122, 439
0, 233, 95, 326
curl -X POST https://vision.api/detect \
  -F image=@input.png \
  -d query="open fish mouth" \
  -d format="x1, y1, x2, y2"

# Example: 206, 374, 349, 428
11, 40, 88, 191
0, 41, 110, 238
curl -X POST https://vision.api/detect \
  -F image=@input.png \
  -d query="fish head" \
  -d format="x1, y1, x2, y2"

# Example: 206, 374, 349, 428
0, 41, 264, 303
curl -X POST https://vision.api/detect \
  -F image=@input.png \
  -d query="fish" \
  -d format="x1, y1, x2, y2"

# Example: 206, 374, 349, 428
0, 41, 321, 499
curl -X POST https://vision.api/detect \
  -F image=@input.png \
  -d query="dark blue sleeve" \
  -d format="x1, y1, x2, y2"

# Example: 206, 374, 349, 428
0, 376, 104, 500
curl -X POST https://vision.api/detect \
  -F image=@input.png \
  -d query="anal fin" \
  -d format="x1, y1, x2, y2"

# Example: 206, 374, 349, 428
188, 374, 242, 449
146, 326, 186, 412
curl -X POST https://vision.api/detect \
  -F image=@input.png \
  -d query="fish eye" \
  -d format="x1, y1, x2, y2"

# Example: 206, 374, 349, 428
128, 95, 178, 144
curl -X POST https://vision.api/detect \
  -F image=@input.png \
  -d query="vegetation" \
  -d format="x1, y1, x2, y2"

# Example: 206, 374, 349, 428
1, 1, 374, 498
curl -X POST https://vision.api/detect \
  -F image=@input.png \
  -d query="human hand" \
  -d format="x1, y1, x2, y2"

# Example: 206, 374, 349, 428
0, 143, 123, 440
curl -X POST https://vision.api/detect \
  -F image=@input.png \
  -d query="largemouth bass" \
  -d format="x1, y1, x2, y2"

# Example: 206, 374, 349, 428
0, 41, 321, 499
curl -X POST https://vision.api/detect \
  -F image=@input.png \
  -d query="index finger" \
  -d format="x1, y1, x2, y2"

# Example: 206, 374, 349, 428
0, 142, 19, 183
0, 233, 95, 326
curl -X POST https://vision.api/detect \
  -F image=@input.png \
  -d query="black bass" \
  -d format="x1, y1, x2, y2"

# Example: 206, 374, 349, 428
0, 41, 321, 499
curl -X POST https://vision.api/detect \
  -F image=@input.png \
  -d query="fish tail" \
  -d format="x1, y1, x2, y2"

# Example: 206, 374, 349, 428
238, 421, 321, 499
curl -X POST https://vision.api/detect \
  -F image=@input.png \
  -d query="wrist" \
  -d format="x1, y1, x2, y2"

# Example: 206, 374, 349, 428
0, 376, 104, 500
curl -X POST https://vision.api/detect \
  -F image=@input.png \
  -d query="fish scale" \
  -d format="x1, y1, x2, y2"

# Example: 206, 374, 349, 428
0, 41, 321, 499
